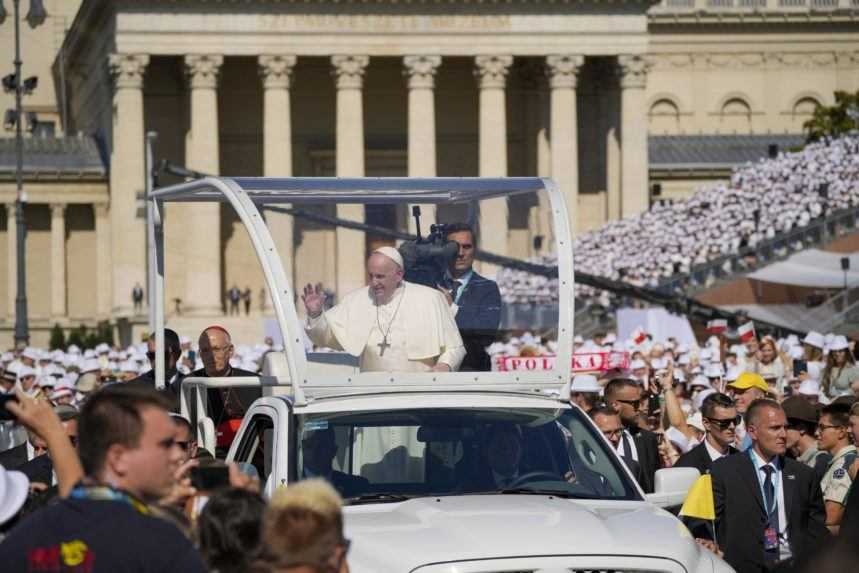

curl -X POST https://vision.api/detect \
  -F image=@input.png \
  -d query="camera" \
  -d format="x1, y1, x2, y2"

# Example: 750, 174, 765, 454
398, 208, 460, 289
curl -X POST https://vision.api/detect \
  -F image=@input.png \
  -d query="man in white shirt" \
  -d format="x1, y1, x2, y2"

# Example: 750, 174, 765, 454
711, 399, 828, 572
674, 392, 739, 476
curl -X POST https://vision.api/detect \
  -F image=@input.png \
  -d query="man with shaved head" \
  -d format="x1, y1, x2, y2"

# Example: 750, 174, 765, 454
302, 247, 465, 372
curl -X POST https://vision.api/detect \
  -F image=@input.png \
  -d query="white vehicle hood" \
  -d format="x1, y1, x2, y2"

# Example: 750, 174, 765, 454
344, 494, 706, 573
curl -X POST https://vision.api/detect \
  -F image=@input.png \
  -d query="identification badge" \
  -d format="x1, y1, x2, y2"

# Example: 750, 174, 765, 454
763, 527, 779, 551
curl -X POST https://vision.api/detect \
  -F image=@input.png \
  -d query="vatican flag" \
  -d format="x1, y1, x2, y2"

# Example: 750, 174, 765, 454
679, 474, 715, 521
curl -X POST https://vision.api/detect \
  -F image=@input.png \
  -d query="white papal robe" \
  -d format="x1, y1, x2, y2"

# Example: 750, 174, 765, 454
305, 281, 465, 372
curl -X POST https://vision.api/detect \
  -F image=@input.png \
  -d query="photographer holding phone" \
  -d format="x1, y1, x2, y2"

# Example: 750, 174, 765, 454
0, 385, 207, 572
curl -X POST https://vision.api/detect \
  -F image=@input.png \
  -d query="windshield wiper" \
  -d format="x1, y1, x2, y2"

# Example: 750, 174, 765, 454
494, 487, 594, 499
346, 493, 415, 505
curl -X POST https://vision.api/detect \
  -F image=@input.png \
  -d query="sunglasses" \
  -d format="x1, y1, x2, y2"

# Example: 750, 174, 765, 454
615, 399, 642, 409
146, 351, 173, 361
706, 415, 742, 430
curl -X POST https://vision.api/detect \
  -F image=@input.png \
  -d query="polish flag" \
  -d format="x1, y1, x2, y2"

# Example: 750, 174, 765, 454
632, 327, 648, 345
738, 322, 756, 343
707, 319, 728, 334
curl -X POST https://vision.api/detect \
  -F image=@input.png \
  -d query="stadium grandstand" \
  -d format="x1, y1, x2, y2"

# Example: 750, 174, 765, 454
497, 135, 859, 334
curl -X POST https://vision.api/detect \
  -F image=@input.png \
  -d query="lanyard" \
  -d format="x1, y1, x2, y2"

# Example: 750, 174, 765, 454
749, 449, 780, 519
69, 483, 150, 515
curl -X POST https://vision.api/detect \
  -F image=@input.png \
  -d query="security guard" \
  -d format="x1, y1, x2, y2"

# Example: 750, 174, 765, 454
816, 402, 857, 533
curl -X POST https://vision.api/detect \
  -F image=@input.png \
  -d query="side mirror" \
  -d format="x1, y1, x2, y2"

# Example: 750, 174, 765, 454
645, 467, 700, 509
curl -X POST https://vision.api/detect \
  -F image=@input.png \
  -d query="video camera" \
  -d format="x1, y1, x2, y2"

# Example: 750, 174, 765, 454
398, 207, 460, 290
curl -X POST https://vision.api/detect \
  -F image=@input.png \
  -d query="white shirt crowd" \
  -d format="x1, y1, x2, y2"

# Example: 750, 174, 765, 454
497, 135, 859, 304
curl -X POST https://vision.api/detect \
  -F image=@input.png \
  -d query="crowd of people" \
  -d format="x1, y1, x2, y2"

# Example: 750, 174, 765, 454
496, 135, 859, 305
564, 324, 859, 571
0, 325, 353, 572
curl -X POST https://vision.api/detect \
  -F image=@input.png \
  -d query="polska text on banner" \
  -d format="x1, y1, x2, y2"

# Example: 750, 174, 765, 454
493, 352, 630, 373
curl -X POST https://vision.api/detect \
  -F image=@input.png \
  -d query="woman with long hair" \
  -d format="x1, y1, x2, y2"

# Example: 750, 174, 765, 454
821, 336, 859, 401
756, 336, 790, 395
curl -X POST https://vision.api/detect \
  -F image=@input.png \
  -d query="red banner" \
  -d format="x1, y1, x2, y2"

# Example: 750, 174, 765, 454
493, 352, 629, 373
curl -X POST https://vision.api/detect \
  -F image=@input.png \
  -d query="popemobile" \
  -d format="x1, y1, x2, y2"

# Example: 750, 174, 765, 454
146, 176, 734, 573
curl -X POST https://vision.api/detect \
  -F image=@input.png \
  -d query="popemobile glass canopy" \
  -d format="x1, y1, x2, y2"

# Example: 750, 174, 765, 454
147, 177, 573, 397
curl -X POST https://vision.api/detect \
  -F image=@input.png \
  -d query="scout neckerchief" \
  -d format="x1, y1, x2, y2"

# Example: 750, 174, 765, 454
69, 482, 150, 515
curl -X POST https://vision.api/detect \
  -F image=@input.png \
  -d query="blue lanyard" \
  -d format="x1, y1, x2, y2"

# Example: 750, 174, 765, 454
749, 449, 780, 518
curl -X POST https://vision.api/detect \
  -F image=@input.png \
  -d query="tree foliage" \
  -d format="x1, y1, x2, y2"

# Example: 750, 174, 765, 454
804, 91, 859, 142
49, 324, 66, 350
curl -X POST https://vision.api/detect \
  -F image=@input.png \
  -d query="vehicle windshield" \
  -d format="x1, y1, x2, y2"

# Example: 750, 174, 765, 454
257, 184, 564, 375
296, 406, 640, 503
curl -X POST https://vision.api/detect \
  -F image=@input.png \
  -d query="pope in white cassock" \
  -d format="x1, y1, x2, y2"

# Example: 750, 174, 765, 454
302, 246, 466, 372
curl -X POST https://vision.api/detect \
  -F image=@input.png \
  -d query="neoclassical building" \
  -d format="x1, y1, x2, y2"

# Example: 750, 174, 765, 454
0, 0, 857, 346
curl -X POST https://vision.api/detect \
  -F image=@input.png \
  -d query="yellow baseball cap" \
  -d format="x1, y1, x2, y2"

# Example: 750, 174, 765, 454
727, 372, 769, 393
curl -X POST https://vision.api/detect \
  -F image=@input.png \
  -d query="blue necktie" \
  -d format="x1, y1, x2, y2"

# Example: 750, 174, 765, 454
761, 465, 780, 561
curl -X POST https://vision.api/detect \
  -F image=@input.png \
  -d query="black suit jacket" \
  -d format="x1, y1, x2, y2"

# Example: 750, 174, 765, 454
711, 452, 829, 572
675, 441, 739, 476
0, 443, 28, 470
629, 427, 660, 494
17, 453, 53, 486
189, 367, 260, 425
453, 272, 502, 372
127, 369, 185, 411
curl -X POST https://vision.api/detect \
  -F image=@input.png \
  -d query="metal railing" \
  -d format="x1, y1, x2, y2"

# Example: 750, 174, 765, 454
656, 204, 859, 296
652, 0, 855, 10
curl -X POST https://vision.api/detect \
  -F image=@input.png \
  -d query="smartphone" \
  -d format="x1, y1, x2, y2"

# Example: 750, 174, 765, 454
0, 395, 18, 422
190, 465, 230, 491
793, 360, 808, 378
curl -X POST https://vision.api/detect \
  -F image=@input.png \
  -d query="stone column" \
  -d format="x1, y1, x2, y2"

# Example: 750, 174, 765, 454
547, 55, 584, 238
617, 55, 651, 219
94, 204, 112, 318
404, 56, 441, 233
184, 54, 224, 316
332, 55, 369, 297
5, 204, 14, 320
475, 55, 513, 276
259, 55, 297, 296
50, 204, 67, 318
108, 53, 149, 316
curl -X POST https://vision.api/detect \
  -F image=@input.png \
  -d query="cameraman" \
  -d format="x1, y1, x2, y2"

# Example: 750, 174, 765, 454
442, 223, 502, 372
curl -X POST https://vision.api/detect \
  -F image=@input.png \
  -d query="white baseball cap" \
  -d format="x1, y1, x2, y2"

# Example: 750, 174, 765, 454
570, 374, 601, 394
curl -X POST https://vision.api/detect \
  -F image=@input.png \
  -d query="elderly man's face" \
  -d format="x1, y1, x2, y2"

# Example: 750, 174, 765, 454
199, 329, 233, 376
367, 253, 403, 305
731, 386, 764, 414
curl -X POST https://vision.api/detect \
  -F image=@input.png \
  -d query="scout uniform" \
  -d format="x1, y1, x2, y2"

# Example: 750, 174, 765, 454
821, 444, 858, 506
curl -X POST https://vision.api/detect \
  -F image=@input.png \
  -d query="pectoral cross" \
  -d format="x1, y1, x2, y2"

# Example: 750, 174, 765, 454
377, 336, 391, 356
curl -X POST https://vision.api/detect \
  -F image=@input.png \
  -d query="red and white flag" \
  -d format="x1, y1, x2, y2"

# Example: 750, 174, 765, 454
738, 321, 756, 343
707, 319, 728, 334
632, 327, 648, 345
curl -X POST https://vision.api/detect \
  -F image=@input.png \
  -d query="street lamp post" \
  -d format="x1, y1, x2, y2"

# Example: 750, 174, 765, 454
1, 0, 47, 347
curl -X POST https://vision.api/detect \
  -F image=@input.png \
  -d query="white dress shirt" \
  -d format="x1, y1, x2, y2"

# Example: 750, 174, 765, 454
749, 449, 792, 562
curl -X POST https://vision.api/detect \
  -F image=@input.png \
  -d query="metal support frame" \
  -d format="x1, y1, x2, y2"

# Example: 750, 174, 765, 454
148, 176, 574, 404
